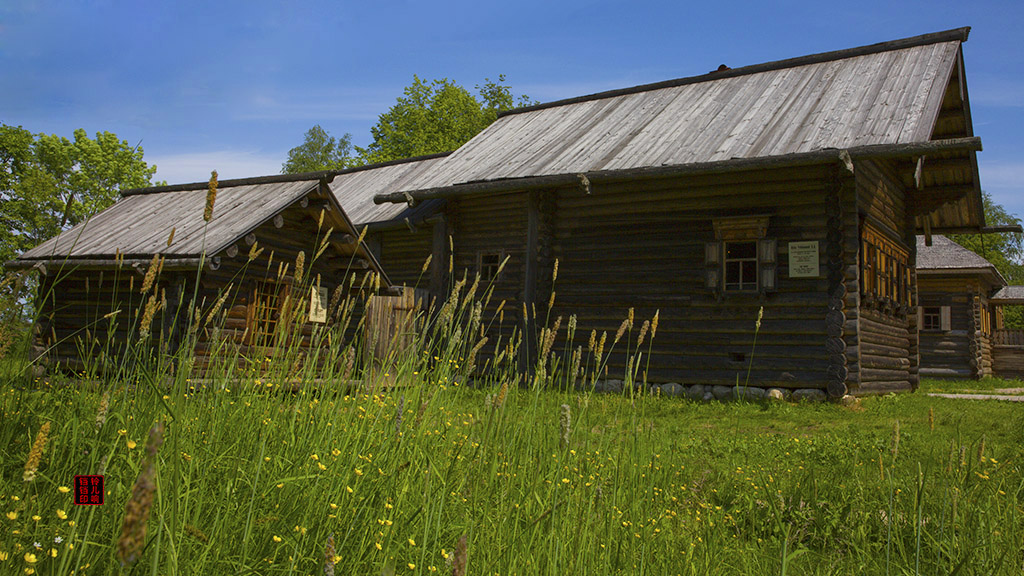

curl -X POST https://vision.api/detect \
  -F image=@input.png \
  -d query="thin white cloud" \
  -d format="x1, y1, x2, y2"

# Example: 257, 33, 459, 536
980, 162, 1024, 189
149, 150, 284, 185
969, 75, 1024, 108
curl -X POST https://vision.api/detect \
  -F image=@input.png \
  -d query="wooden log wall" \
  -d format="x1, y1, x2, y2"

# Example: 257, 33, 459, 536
991, 344, 1024, 378
33, 267, 183, 373
451, 192, 529, 371
541, 164, 848, 388
855, 159, 915, 394
376, 227, 434, 289
917, 288, 974, 377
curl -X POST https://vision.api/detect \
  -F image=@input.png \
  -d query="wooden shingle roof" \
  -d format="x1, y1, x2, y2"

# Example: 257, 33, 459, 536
10, 173, 388, 284
917, 235, 998, 271
375, 28, 983, 232
18, 177, 318, 261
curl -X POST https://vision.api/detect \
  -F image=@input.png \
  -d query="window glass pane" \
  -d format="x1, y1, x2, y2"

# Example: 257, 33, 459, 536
725, 261, 740, 285
726, 242, 756, 259
741, 261, 757, 288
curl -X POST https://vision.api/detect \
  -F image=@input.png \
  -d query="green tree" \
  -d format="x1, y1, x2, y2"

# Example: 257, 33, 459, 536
950, 192, 1024, 328
356, 75, 535, 165
281, 125, 356, 173
1, 124, 158, 264
949, 192, 1024, 284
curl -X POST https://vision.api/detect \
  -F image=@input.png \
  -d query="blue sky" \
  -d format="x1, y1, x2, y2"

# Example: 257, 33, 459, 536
2, 0, 1022, 216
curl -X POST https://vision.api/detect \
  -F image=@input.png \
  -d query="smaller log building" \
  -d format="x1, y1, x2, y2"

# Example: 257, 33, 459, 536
6, 173, 388, 374
917, 235, 1024, 378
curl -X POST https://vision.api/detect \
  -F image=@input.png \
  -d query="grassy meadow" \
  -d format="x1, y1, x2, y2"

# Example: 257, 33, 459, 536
0, 259, 1022, 575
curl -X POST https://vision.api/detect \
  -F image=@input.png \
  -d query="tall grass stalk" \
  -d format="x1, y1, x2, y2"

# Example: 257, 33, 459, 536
1, 252, 1022, 574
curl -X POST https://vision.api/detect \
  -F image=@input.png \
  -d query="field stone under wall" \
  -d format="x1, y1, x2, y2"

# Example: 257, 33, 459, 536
586, 379, 832, 403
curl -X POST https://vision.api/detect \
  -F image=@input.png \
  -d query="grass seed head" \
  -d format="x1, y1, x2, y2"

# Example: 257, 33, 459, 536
248, 241, 264, 261
140, 255, 161, 295
96, 391, 110, 430
637, 320, 650, 347
117, 421, 164, 566
204, 170, 218, 222
138, 293, 161, 341
23, 421, 51, 482
166, 226, 175, 247
495, 379, 509, 408
324, 533, 337, 576
614, 317, 629, 346
295, 251, 306, 283
452, 535, 468, 576
559, 404, 571, 449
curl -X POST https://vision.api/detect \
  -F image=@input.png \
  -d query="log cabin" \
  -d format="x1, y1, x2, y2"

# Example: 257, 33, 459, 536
371, 27, 989, 398
6, 173, 388, 375
917, 234, 1024, 379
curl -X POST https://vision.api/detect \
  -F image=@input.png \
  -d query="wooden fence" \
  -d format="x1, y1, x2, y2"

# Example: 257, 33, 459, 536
992, 329, 1024, 346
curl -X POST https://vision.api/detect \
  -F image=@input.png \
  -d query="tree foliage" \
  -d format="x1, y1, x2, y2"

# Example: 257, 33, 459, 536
281, 125, 356, 174
949, 192, 1024, 284
357, 75, 535, 165
949, 192, 1024, 328
283, 76, 534, 171
1, 124, 158, 264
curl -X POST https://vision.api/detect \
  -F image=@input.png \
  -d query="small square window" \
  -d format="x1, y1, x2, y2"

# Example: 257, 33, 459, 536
922, 307, 941, 331
724, 241, 758, 291
478, 251, 503, 282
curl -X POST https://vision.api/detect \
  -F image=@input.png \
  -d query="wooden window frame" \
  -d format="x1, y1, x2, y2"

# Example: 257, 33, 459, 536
859, 221, 911, 311
706, 215, 776, 294
247, 279, 291, 348
723, 240, 759, 292
921, 306, 942, 331
477, 250, 505, 283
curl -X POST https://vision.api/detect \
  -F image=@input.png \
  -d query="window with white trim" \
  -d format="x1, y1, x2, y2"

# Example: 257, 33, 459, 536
705, 215, 776, 293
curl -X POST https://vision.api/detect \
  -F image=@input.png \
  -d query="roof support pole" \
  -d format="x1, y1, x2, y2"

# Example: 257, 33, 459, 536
429, 215, 449, 305
520, 191, 541, 377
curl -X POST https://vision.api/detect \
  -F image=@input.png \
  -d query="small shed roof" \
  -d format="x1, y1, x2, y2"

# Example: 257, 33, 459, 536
991, 286, 1024, 305
916, 235, 997, 271
375, 28, 983, 231
916, 235, 1006, 288
10, 173, 389, 284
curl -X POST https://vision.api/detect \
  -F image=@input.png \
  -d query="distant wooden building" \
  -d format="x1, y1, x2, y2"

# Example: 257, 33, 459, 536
6, 174, 388, 374
372, 28, 988, 397
916, 235, 1003, 378
917, 235, 1024, 378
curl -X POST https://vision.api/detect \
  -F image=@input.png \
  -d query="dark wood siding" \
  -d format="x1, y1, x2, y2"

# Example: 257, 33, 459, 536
546, 165, 844, 388
377, 228, 434, 289
450, 194, 529, 370
855, 159, 916, 393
